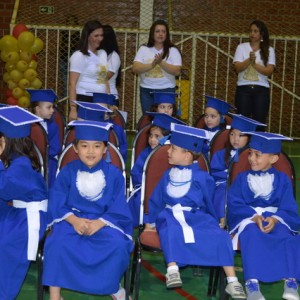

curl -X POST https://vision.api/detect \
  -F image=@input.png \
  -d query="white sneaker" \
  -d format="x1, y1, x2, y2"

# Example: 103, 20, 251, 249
245, 279, 265, 300
225, 281, 246, 299
165, 270, 182, 289
283, 279, 299, 300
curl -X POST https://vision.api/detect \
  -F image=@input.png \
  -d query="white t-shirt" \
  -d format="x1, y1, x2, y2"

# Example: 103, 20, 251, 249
134, 45, 182, 89
70, 49, 108, 95
107, 51, 121, 99
233, 42, 275, 88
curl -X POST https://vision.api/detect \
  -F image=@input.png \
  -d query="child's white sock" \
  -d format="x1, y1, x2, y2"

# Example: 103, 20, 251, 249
111, 287, 125, 300
167, 265, 179, 273
227, 276, 238, 283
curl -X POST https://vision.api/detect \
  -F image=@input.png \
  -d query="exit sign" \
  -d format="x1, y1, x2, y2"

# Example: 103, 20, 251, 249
39, 6, 54, 14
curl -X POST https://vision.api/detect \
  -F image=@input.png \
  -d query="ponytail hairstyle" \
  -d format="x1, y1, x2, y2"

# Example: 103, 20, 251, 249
250, 20, 270, 66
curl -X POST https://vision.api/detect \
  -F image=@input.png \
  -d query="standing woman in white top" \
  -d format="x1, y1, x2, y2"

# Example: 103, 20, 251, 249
69, 20, 109, 120
233, 20, 275, 130
132, 20, 182, 114
100, 25, 121, 107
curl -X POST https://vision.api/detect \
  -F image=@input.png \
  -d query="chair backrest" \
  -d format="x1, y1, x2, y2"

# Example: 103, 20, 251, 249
30, 123, 49, 183
131, 124, 151, 164
142, 144, 210, 214
63, 127, 119, 149
228, 147, 296, 194
53, 106, 66, 147
136, 114, 153, 131
57, 141, 125, 174
194, 114, 232, 129
209, 129, 230, 160
113, 110, 126, 129
32, 142, 45, 178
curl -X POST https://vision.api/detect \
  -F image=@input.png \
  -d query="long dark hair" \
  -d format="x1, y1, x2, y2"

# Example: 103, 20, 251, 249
250, 20, 270, 66
147, 20, 176, 60
79, 20, 103, 55
100, 25, 121, 86
0, 134, 40, 171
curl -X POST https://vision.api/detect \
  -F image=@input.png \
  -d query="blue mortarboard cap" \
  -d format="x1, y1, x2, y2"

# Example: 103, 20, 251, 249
75, 101, 112, 122
244, 131, 293, 153
27, 89, 58, 103
205, 95, 235, 114
170, 123, 208, 153
230, 113, 266, 131
146, 112, 186, 131
92, 93, 116, 106
68, 120, 113, 141
0, 106, 42, 138
152, 92, 176, 105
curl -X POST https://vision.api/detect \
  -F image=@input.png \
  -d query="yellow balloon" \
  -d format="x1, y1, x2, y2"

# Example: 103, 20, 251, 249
18, 31, 35, 51
7, 51, 20, 64
12, 86, 24, 99
7, 79, 18, 90
10, 69, 23, 83
0, 35, 18, 52
16, 60, 29, 72
1, 50, 9, 62
19, 50, 32, 62
30, 37, 44, 54
3, 72, 10, 83
18, 95, 30, 108
24, 68, 37, 81
18, 78, 30, 89
30, 77, 42, 89
28, 59, 37, 69
5, 61, 16, 72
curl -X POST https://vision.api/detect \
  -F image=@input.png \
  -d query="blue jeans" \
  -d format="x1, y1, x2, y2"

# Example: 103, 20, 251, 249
140, 87, 175, 114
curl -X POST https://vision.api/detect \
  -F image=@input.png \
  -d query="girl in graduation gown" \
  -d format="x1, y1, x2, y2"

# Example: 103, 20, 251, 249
42, 120, 133, 300
0, 106, 48, 300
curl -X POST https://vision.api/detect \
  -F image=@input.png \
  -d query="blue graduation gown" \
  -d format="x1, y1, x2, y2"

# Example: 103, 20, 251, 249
0, 156, 48, 300
45, 119, 62, 187
210, 148, 228, 219
111, 122, 128, 163
43, 159, 133, 295
202, 125, 220, 157
227, 167, 300, 282
128, 146, 152, 227
148, 162, 234, 267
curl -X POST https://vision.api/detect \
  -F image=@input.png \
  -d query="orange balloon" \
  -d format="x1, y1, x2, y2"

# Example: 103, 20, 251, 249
6, 96, 18, 105
18, 31, 35, 51
30, 37, 44, 54
18, 95, 30, 108
13, 24, 28, 38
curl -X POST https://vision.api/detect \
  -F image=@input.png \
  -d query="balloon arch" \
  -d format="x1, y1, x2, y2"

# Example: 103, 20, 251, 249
0, 24, 44, 107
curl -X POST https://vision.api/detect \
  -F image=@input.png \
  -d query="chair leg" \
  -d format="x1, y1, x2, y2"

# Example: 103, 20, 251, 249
218, 269, 229, 300
207, 267, 216, 296
130, 239, 142, 300
124, 266, 131, 300
37, 251, 44, 300
212, 267, 220, 296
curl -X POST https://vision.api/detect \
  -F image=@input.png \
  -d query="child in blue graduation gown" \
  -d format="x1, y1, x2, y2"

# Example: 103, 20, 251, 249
92, 92, 128, 162
29, 89, 62, 188
210, 114, 265, 227
0, 106, 48, 300
145, 123, 246, 299
42, 120, 133, 300
202, 95, 234, 156
129, 112, 185, 227
227, 132, 300, 300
